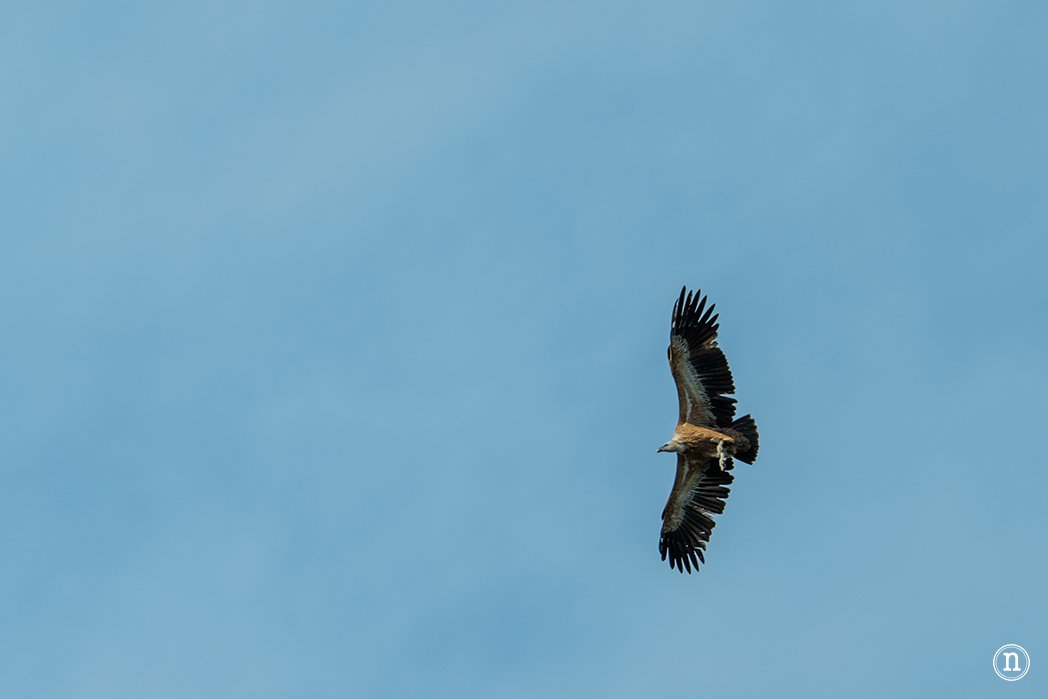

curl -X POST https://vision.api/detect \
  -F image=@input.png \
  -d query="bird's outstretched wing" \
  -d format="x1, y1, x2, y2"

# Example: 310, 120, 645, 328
659, 453, 734, 573
668, 287, 737, 428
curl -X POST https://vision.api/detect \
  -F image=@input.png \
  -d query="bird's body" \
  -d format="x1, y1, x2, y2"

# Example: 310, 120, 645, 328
664, 422, 754, 462
655, 287, 760, 573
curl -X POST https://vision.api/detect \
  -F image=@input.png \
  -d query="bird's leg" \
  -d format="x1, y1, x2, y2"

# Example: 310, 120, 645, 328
716, 440, 728, 470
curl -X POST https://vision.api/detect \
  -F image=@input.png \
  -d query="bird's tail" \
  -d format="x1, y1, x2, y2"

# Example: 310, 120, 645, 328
731, 414, 759, 464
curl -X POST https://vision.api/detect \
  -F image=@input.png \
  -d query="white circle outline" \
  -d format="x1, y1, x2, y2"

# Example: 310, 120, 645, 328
993, 644, 1030, 682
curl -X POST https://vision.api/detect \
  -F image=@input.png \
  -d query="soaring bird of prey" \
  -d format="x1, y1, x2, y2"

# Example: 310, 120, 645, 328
655, 287, 759, 573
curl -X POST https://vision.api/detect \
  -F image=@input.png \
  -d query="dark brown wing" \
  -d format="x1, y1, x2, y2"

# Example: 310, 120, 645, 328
659, 453, 734, 573
667, 286, 737, 428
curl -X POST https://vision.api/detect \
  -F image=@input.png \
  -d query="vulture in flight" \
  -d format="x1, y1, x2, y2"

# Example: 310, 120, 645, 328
655, 287, 759, 573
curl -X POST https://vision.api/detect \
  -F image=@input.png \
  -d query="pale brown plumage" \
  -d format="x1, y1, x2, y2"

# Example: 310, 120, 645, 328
658, 287, 760, 573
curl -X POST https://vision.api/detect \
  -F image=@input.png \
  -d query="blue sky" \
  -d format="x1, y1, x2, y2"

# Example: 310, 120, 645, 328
2, 2, 1046, 697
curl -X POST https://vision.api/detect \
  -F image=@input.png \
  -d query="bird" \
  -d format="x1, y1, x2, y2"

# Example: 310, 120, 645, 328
655, 287, 759, 573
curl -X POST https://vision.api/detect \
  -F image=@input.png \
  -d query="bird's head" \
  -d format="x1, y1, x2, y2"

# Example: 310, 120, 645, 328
657, 440, 684, 454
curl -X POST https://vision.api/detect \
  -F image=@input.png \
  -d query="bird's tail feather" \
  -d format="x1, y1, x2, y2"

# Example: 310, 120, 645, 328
731, 414, 759, 464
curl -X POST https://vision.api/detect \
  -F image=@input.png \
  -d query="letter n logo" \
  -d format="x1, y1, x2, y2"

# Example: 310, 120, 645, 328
994, 644, 1030, 681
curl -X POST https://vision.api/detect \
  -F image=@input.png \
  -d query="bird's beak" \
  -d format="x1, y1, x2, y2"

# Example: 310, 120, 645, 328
656, 444, 668, 453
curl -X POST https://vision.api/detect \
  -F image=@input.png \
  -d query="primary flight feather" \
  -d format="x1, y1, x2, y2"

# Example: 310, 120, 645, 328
655, 287, 760, 574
